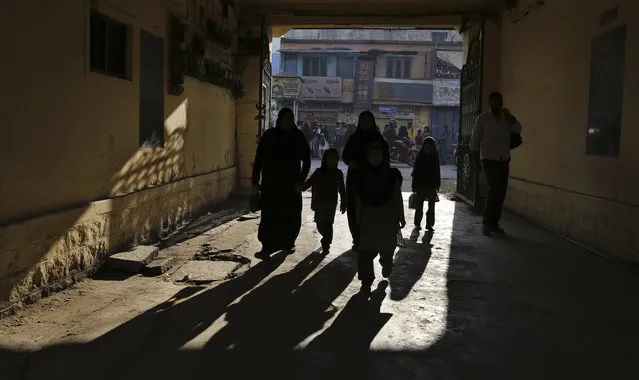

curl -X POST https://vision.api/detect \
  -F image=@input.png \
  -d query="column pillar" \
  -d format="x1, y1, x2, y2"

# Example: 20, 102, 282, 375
236, 24, 271, 193
237, 55, 261, 193
480, 19, 502, 107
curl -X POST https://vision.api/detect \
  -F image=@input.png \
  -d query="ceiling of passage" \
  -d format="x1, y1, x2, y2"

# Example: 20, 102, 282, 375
235, 0, 506, 20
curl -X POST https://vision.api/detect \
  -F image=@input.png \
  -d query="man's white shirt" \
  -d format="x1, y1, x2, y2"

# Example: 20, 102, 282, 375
470, 111, 522, 161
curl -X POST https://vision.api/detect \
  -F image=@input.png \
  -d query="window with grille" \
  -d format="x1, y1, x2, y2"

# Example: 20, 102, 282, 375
90, 12, 130, 79
337, 57, 354, 78
303, 57, 327, 76
385, 57, 411, 79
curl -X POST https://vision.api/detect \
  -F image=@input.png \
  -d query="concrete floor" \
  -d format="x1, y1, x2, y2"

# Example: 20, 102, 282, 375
1, 188, 639, 380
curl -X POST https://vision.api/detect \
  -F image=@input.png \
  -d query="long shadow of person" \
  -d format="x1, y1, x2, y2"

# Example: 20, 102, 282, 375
19, 252, 289, 380
390, 234, 433, 301
292, 281, 392, 379
203, 249, 360, 376
203, 250, 327, 351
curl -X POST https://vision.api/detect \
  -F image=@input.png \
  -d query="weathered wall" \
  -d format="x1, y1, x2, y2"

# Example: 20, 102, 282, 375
0, 168, 235, 307
414, 106, 432, 127
374, 54, 428, 79
499, 0, 639, 263
282, 29, 463, 43
0, 0, 240, 307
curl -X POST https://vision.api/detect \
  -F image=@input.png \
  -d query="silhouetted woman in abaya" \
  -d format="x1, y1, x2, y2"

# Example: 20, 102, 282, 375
341, 111, 390, 250
252, 108, 312, 260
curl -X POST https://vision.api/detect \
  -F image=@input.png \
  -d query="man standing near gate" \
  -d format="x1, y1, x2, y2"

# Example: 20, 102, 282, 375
471, 91, 522, 236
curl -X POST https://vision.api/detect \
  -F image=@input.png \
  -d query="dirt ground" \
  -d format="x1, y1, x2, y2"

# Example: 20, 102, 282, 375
4, 175, 639, 379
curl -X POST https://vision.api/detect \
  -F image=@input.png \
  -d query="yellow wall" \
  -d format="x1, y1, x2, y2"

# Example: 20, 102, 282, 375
498, 0, 639, 262
0, 0, 240, 307
414, 106, 431, 127
0, 0, 238, 223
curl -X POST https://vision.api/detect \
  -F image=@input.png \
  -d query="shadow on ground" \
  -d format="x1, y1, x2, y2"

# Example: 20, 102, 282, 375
3, 201, 639, 380
158, 203, 248, 249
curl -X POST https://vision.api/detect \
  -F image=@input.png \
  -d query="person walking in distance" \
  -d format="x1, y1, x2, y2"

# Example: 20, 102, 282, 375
342, 111, 390, 250
471, 91, 523, 236
303, 149, 347, 255
437, 125, 451, 164
411, 137, 441, 232
414, 129, 424, 148
252, 108, 312, 260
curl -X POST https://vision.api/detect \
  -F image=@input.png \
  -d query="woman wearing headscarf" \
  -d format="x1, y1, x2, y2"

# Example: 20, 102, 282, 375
252, 108, 312, 260
341, 111, 390, 250
411, 136, 441, 231
356, 140, 405, 294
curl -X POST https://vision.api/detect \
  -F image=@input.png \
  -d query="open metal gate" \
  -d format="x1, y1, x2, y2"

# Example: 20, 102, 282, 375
256, 20, 272, 136
456, 28, 484, 206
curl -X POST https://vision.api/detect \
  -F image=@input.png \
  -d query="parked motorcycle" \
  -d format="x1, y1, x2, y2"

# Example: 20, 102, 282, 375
390, 137, 417, 166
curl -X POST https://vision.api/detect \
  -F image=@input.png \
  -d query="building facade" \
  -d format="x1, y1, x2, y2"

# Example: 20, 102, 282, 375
277, 29, 463, 135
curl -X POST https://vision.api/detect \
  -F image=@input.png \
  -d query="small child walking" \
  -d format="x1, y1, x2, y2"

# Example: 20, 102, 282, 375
411, 136, 441, 231
355, 141, 405, 295
304, 149, 347, 255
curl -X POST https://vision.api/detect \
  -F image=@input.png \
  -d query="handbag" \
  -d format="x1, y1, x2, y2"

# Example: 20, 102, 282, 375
408, 193, 419, 210
510, 133, 523, 149
249, 191, 261, 212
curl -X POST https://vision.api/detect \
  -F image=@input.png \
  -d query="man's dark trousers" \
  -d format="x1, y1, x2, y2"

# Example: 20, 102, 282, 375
482, 159, 509, 228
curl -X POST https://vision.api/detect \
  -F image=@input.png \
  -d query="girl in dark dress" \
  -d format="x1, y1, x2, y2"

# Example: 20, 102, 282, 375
356, 141, 405, 295
252, 108, 312, 260
303, 149, 347, 255
411, 136, 441, 232
342, 111, 390, 250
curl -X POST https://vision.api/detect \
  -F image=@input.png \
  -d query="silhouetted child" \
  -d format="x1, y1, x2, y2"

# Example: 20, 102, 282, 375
355, 141, 405, 295
304, 149, 347, 255
411, 136, 441, 232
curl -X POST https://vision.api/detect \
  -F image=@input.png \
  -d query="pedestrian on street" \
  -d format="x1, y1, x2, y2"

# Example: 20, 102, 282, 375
398, 125, 409, 139
303, 149, 347, 256
301, 122, 313, 148
408, 121, 416, 140
355, 140, 405, 295
471, 91, 523, 236
415, 129, 424, 148
252, 108, 311, 260
342, 111, 390, 250
335, 123, 347, 155
411, 137, 441, 232
383, 123, 397, 142
437, 125, 451, 164
312, 125, 322, 158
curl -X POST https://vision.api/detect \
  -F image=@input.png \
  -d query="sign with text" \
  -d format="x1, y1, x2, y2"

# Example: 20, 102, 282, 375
300, 77, 342, 101
341, 79, 355, 103
298, 111, 338, 124
433, 79, 460, 106
373, 105, 415, 120
354, 59, 375, 109
272, 77, 301, 99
